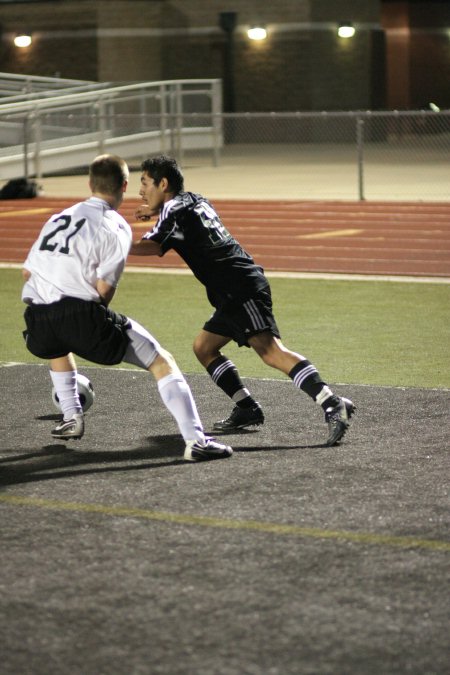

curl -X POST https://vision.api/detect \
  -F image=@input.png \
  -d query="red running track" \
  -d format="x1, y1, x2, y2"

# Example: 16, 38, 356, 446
1, 198, 449, 277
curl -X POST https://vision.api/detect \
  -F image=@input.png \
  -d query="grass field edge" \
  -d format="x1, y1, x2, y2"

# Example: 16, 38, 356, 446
2, 262, 450, 284
1, 361, 449, 393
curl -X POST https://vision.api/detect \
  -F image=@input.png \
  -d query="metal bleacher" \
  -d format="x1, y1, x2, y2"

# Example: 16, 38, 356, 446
0, 74, 223, 180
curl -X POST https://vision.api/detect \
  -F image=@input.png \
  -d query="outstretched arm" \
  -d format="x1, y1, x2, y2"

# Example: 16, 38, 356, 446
131, 205, 163, 256
135, 205, 158, 221
129, 239, 162, 257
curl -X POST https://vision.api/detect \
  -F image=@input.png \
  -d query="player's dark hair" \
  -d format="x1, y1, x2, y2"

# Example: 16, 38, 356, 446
90, 154, 129, 195
141, 155, 184, 194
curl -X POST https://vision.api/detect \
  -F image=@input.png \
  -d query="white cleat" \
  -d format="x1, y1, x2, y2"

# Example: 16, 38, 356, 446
51, 413, 84, 440
184, 437, 233, 462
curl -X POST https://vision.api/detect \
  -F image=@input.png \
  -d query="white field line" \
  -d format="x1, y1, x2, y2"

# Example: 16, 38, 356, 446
1, 361, 449, 392
2, 261, 449, 284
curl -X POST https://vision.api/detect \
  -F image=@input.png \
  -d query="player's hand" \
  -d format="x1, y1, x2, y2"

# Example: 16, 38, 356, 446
135, 205, 155, 221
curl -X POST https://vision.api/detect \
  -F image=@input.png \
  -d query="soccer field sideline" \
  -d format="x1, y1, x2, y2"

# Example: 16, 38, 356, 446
1, 361, 449, 394
2, 261, 450, 284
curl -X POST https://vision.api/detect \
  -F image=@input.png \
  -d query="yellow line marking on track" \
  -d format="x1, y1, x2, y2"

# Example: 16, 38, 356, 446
1, 495, 449, 552
0, 208, 53, 217
299, 228, 364, 239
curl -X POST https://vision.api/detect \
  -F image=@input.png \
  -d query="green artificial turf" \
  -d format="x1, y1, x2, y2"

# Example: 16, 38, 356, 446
2, 268, 449, 389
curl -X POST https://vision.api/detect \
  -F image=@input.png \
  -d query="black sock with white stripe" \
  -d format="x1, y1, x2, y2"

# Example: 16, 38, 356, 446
207, 356, 256, 408
289, 360, 340, 411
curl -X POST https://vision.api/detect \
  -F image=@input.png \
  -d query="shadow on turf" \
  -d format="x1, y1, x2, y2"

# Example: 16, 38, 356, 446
0, 435, 186, 487
233, 443, 325, 452
37, 414, 63, 421
0, 431, 322, 486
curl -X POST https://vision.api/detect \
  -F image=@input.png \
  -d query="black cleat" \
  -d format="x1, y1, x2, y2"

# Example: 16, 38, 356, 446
184, 437, 233, 462
51, 414, 84, 440
213, 404, 264, 433
325, 398, 356, 446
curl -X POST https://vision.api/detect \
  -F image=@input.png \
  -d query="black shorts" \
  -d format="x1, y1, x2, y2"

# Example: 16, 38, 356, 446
203, 286, 281, 347
23, 297, 131, 365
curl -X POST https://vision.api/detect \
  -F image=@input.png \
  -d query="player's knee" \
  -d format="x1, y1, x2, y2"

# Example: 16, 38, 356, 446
259, 348, 278, 368
192, 334, 207, 361
148, 349, 180, 379
158, 347, 178, 369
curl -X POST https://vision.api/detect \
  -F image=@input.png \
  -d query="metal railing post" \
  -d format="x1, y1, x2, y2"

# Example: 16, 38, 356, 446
175, 82, 183, 165
160, 84, 167, 154
211, 79, 222, 167
23, 114, 30, 178
140, 87, 146, 133
33, 111, 42, 179
356, 116, 365, 201
96, 98, 106, 154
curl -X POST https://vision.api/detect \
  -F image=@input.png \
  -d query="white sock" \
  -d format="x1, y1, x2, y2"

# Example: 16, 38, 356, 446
157, 373, 205, 444
232, 387, 251, 403
316, 385, 334, 407
50, 370, 82, 420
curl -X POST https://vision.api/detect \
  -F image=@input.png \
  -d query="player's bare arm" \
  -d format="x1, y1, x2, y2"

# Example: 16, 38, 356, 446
22, 268, 31, 281
96, 279, 116, 306
135, 205, 158, 221
129, 239, 162, 256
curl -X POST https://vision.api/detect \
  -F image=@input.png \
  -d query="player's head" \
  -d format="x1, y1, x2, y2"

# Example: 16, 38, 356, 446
141, 155, 184, 194
89, 154, 129, 207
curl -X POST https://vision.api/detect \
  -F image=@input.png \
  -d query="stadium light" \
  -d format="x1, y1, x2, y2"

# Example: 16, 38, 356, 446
247, 26, 267, 41
14, 34, 32, 48
337, 23, 355, 39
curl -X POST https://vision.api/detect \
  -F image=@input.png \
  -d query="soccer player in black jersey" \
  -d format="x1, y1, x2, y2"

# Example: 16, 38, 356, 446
130, 155, 355, 446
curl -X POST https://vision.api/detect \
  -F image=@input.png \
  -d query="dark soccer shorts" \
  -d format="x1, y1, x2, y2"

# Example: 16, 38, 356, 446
203, 286, 281, 347
23, 297, 131, 365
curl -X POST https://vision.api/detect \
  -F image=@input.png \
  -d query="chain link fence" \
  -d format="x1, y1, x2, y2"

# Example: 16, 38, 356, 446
1, 107, 449, 201
193, 111, 449, 201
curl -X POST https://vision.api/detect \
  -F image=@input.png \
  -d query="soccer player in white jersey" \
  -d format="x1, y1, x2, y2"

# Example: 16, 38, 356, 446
21, 154, 232, 462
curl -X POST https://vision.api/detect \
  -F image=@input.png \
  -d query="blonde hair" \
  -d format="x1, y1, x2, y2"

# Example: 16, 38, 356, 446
89, 154, 129, 195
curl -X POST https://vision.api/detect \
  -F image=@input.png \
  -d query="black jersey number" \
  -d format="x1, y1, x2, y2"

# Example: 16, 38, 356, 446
39, 216, 86, 254
194, 203, 231, 245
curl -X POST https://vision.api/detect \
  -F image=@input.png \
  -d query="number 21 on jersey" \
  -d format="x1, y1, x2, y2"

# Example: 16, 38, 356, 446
39, 215, 86, 255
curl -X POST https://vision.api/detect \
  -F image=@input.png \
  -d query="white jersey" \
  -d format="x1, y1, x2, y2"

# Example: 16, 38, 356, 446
22, 197, 132, 305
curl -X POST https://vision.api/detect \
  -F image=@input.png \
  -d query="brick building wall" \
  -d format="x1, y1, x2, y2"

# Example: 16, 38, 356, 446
155, 0, 382, 111
0, 0, 448, 111
0, 1, 99, 81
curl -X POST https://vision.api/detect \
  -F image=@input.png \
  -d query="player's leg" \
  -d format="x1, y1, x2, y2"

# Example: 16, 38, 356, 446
23, 303, 84, 440
49, 353, 84, 440
123, 318, 232, 461
249, 332, 355, 446
193, 328, 264, 432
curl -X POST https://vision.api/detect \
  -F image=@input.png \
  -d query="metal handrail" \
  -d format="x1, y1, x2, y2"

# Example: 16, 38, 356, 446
0, 79, 221, 115
0, 79, 223, 179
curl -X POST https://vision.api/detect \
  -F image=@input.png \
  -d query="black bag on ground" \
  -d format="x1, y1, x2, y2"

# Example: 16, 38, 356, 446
0, 178, 39, 199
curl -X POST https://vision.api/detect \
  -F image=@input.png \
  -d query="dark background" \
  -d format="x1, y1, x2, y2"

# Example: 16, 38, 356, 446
0, 0, 449, 112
